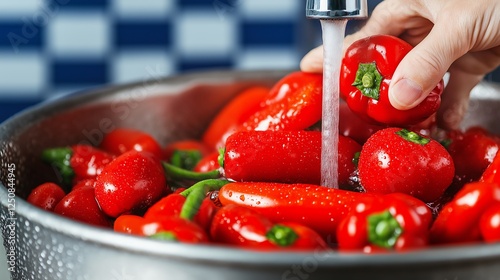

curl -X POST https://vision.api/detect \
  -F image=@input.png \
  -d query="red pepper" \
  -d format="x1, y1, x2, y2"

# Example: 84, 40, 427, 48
193, 151, 221, 173
339, 101, 383, 144
337, 193, 431, 252
210, 204, 327, 250
163, 139, 211, 170
479, 202, 500, 243
71, 178, 96, 190
143, 192, 218, 232
240, 71, 322, 132
114, 215, 208, 244
202, 86, 270, 150
480, 140, 500, 184
447, 127, 499, 186
358, 128, 454, 202
218, 182, 373, 238
41, 144, 115, 186
340, 35, 444, 126
99, 128, 164, 160
54, 184, 111, 227
222, 130, 360, 187
27, 182, 66, 212
430, 182, 500, 244
94, 150, 168, 218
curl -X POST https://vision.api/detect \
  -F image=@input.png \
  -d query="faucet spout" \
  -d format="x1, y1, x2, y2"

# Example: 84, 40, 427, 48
306, 0, 368, 20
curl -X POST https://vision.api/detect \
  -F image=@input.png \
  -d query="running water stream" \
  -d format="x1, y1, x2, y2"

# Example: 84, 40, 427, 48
320, 19, 347, 189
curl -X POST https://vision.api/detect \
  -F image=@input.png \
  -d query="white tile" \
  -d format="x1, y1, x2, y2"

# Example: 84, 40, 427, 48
236, 48, 299, 70
47, 12, 110, 58
111, 51, 174, 83
240, 0, 300, 19
0, 0, 43, 17
175, 10, 236, 57
112, 0, 174, 18
0, 51, 46, 96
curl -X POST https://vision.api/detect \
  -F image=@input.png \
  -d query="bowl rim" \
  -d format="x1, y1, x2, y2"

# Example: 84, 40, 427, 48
2, 69, 500, 268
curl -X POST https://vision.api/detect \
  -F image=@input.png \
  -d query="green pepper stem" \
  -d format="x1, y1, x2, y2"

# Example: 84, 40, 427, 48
41, 147, 74, 186
352, 62, 383, 100
162, 162, 221, 181
266, 224, 299, 247
396, 129, 430, 145
367, 210, 403, 249
179, 179, 229, 220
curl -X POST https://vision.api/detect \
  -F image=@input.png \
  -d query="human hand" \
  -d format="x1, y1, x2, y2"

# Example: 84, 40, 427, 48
301, 0, 500, 129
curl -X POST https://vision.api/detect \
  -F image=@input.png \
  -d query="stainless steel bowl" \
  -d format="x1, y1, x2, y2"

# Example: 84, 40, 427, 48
2, 70, 500, 280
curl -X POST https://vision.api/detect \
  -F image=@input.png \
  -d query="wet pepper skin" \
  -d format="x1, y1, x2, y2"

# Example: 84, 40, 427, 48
210, 204, 328, 250
94, 150, 167, 218
223, 130, 360, 187
218, 182, 373, 238
340, 35, 444, 126
358, 128, 454, 202
337, 193, 431, 252
240, 71, 323, 132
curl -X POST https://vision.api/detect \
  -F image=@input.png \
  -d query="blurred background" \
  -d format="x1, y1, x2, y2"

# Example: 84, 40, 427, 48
0, 0, 379, 122
2, 1, 499, 123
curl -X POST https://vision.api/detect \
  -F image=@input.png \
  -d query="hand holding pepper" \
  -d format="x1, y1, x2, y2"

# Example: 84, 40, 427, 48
301, 0, 500, 129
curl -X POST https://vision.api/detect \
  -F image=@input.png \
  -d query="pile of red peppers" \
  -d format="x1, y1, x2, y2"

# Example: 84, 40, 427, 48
28, 35, 500, 252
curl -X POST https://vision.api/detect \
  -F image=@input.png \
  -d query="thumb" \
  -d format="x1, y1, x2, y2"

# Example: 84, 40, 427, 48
388, 26, 468, 110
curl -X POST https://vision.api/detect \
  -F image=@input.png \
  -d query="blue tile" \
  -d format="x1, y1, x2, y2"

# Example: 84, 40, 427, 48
47, 0, 109, 9
178, 58, 233, 72
0, 98, 42, 123
0, 22, 43, 50
52, 60, 108, 85
178, 0, 219, 8
115, 22, 171, 47
242, 22, 296, 46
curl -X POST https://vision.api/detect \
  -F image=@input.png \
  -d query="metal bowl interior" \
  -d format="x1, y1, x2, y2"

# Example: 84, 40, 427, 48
2, 70, 500, 280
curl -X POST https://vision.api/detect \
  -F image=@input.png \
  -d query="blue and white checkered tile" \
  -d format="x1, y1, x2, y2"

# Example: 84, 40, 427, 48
0, 0, 498, 122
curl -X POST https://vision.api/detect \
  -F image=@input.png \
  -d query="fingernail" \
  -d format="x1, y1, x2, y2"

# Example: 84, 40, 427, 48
390, 78, 423, 109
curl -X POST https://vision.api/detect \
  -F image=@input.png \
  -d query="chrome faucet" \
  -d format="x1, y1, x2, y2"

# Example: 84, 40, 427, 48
306, 0, 368, 19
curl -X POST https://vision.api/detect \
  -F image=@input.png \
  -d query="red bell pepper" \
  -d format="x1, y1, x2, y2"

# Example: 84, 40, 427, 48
479, 202, 500, 243
430, 182, 500, 244
218, 182, 373, 238
42, 144, 115, 186
340, 35, 444, 126
94, 150, 168, 218
202, 86, 270, 150
358, 128, 454, 202
114, 214, 208, 244
210, 204, 328, 250
337, 193, 431, 252
222, 130, 360, 187
27, 182, 66, 212
240, 71, 323, 132
99, 128, 164, 160
54, 184, 111, 227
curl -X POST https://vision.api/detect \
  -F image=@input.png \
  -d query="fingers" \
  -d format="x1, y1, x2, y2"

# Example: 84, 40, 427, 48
437, 70, 483, 130
301, 0, 425, 73
388, 18, 469, 110
300, 45, 323, 73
